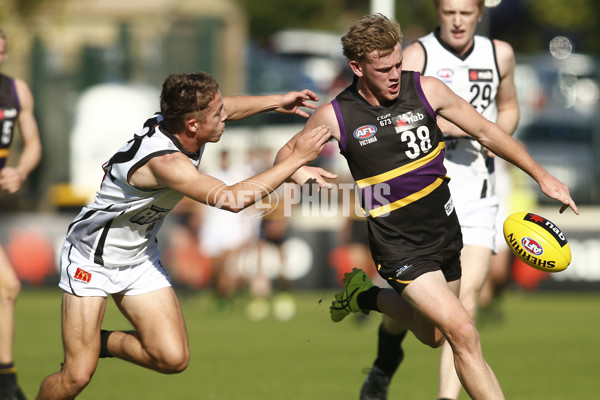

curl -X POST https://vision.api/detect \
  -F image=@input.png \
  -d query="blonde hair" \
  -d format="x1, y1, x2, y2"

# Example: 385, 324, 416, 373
342, 14, 402, 62
433, 0, 485, 11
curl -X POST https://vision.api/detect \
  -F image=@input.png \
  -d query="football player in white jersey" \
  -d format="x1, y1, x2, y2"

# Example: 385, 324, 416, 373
35, 72, 332, 400
359, 1, 520, 399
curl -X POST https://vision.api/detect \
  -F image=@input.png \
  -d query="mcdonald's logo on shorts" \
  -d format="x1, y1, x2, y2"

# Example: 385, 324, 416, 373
74, 267, 92, 284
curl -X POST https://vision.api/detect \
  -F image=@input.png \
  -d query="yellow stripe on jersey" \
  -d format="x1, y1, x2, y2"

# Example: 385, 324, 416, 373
369, 177, 444, 218
391, 278, 413, 284
355, 142, 445, 188
0, 148, 9, 158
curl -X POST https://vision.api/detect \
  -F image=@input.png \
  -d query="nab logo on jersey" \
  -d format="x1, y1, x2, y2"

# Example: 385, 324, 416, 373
469, 69, 493, 82
393, 108, 426, 134
353, 125, 377, 140
521, 237, 544, 256
0, 108, 17, 119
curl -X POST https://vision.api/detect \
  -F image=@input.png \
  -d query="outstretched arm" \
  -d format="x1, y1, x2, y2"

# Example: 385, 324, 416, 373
424, 76, 578, 215
223, 89, 319, 120
0, 79, 42, 194
133, 125, 331, 212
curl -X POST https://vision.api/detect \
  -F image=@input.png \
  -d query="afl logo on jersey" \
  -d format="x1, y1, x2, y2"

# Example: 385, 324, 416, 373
353, 125, 377, 140
469, 69, 493, 82
436, 69, 454, 79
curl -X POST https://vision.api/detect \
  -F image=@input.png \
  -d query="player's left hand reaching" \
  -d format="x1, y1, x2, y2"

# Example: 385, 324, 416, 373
538, 173, 579, 215
290, 166, 337, 190
275, 89, 319, 118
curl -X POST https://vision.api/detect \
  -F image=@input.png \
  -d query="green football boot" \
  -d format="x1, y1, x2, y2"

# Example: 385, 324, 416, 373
330, 268, 374, 322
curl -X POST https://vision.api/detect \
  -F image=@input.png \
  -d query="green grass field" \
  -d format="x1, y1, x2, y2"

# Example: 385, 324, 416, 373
14, 287, 600, 399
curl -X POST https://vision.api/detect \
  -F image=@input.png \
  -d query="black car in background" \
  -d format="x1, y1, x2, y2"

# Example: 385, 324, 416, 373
514, 53, 600, 205
517, 111, 600, 204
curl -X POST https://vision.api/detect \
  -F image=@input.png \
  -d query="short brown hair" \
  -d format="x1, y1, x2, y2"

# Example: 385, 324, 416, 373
341, 13, 402, 62
160, 72, 220, 133
433, 0, 485, 11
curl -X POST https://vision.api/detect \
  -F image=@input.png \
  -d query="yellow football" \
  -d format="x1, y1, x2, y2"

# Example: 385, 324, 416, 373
503, 212, 571, 272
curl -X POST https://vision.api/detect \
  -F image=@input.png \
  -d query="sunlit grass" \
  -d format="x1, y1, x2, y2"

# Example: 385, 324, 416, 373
14, 287, 600, 399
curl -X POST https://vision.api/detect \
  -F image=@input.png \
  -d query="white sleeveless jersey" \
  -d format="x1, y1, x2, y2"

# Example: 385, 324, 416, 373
65, 115, 203, 267
419, 31, 500, 201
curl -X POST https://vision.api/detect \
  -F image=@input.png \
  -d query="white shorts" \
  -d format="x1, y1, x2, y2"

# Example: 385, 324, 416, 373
454, 196, 499, 252
59, 242, 172, 297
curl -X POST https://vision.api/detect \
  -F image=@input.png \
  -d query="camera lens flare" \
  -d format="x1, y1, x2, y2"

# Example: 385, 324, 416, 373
549, 36, 572, 59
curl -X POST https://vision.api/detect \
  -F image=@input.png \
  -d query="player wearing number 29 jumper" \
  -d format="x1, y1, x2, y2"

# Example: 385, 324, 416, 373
35, 71, 331, 400
359, 1, 521, 398
420, 29, 502, 203
275, 13, 576, 400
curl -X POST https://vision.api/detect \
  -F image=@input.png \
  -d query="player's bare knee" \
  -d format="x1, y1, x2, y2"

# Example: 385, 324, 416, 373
448, 320, 480, 354
64, 368, 94, 394
160, 356, 189, 374
429, 332, 446, 348
0, 275, 21, 303
156, 348, 189, 374
416, 328, 445, 348
423, 328, 446, 348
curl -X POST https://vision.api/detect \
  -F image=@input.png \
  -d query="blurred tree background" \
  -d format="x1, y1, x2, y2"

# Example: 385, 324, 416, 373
0, 0, 67, 20
2, 0, 599, 54
234, 0, 600, 54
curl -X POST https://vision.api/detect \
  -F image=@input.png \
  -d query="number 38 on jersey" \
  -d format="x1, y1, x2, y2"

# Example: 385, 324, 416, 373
393, 108, 433, 159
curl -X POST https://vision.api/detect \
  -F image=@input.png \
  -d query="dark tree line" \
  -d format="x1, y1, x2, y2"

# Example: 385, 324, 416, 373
235, 0, 600, 55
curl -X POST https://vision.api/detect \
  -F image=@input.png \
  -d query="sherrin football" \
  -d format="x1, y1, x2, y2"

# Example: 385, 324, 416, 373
503, 212, 571, 272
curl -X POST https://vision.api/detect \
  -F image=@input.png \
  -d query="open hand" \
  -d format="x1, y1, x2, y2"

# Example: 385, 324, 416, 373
291, 166, 338, 190
275, 89, 319, 118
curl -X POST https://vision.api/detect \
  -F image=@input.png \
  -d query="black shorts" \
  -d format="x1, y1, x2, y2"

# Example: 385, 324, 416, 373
350, 218, 369, 245
373, 235, 462, 294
